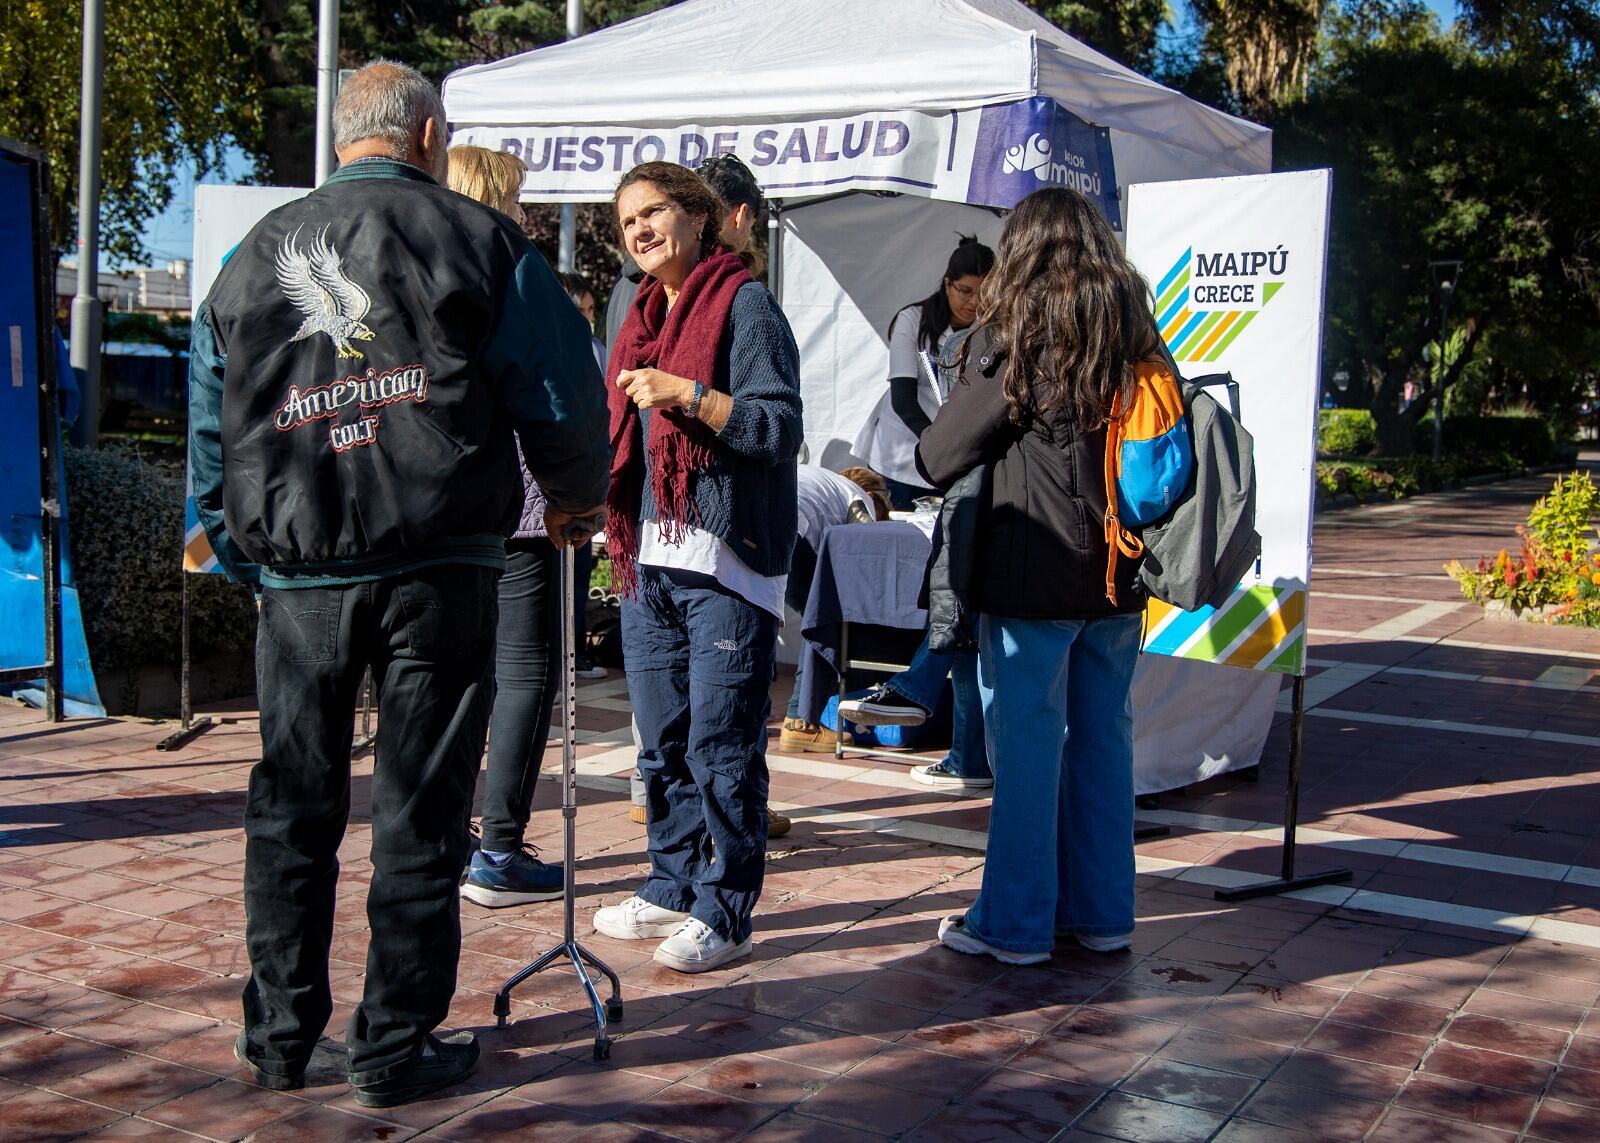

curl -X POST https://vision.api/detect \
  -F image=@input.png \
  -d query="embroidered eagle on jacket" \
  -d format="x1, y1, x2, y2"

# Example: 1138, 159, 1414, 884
275, 227, 376, 359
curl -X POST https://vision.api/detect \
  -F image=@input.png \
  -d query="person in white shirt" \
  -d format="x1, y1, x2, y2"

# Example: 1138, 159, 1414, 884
778, 464, 890, 752
852, 237, 994, 509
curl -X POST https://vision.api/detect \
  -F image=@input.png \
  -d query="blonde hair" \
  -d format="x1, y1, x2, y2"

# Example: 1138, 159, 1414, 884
447, 145, 526, 209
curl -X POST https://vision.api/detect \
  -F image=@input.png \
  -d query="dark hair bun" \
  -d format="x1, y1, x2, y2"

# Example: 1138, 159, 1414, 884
957, 234, 979, 247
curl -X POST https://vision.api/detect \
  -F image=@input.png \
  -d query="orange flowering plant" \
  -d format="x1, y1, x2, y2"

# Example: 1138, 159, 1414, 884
1445, 472, 1600, 626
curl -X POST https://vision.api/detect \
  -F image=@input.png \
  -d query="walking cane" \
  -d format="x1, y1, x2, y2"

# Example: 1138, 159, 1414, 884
492, 525, 624, 1060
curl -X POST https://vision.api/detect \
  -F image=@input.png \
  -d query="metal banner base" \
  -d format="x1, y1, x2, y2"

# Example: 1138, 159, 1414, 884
157, 716, 214, 752
1214, 675, 1351, 902
493, 543, 622, 1061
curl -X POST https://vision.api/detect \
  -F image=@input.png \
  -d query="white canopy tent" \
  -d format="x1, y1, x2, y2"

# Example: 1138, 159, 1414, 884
444, 0, 1281, 794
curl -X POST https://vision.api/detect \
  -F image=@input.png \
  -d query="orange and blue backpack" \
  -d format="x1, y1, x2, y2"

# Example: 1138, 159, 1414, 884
1102, 357, 1193, 604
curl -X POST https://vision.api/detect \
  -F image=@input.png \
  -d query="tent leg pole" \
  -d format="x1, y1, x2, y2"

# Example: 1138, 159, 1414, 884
1214, 674, 1350, 902
158, 569, 214, 751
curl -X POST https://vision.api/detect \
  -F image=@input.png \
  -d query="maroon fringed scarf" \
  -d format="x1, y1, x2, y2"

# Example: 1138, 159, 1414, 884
606, 247, 754, 597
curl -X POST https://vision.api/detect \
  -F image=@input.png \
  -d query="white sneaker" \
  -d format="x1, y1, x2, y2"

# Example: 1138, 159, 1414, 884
592, 895, 691, 940
838, 686, 928, 727
652, 918, 753, 974
937, 914, 1049, 966
911, 760, 994, 790
1075, 931, 1133, 953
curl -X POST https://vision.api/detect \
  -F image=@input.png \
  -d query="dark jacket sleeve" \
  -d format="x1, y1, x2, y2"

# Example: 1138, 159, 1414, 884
482, 241, 612, 512
186, 305, 260, 585
914, 354, 1011, 491
716, 283, 804, 463
889, 375, 932, 437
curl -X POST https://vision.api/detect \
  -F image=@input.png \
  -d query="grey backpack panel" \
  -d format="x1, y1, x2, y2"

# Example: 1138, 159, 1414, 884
1137, 384, 1261, 612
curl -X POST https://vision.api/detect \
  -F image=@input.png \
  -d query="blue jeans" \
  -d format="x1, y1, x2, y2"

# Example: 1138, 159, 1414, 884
245, 565, 497, 1080
622, 566, 776, 943
885, 639, 989, 779
966, 612, 1141, 954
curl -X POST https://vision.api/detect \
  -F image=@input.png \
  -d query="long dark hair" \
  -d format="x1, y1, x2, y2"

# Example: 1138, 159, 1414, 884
613, 161, 726, 262
979, 188, 1158, 428
893, 236, 995, 352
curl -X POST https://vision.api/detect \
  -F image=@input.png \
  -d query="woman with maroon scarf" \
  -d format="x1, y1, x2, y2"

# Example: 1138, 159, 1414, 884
591, 162, 802, 973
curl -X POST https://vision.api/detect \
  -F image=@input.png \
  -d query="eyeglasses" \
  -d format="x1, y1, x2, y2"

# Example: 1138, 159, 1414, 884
946, 282, 979, 301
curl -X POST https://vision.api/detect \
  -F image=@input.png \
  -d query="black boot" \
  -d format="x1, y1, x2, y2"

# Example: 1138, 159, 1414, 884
349, 1030, 480, 1108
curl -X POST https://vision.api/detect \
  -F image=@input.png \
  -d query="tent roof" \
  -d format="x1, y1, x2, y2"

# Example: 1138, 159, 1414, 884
443, 0, 1269, 172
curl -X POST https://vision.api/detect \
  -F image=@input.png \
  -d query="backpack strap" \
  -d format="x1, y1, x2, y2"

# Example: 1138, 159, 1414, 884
1101, 391, 1146, 606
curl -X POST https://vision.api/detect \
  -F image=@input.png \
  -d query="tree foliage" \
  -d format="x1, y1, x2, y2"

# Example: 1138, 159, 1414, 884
1021, 0, 1167, 71
0, 0, 257, 264
1271, 0, 1600, 450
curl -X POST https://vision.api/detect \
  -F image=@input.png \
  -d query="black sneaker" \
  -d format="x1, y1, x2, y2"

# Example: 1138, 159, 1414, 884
350, 1030, 480, 1108
459, 847, 564, 907
574, 653, 607, 680
838, 685, 928, 727
233, 1032, 305, 1091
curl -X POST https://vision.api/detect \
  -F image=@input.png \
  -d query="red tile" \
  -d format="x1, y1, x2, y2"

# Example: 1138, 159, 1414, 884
837, 1042, 995, 1097
1326, 991, 1453, 1037
1239, 1081, 1386, 1141
0, 1087, 123, 1140
1302, 1020, 1433, 1069
1073, 1091, 1226, 1143
1047, 1006, 1181, 1053
1527, 1096, 1599, 1142
1271, 1050, 1410, 1103
1118, 1057, 1257, 1113
1546, 1062, 1600, 1110
1420, 1041, 1554, 1094
1154, 1028, 1292, 1079
739, 1111, 885, 1142
0, 1030, 130, 1086
52, 1054, 219, 1113
793, 1075, 946, 1135
617, 1084, 776, 1143
900, 1102, 1060, 1142
900, 1020, 1030, 1063
687, 1054, 834, 1108
1442, 1013, 1569, 1060
1395, 1073, 1537, 1132
427, 1096, 601, 1141
1367, 1107, 1516, 1143
237, 1105, 408, 1142
140, 1077, 306, 1136
956, 1066, 1100, 1124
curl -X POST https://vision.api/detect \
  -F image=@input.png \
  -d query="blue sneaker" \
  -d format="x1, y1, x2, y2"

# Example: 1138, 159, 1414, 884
459, 848, 564, 907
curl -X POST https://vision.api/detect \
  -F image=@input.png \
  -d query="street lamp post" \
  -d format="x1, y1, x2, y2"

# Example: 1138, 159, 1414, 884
1429, 260, 1463, 464
69, 0, 105, 448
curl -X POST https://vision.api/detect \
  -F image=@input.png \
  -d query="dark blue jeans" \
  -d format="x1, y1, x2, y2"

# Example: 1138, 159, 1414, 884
885, 638, 990, 779
243, 564, 497, 1082
622, 566, 776, 943
481, 539, 558, 852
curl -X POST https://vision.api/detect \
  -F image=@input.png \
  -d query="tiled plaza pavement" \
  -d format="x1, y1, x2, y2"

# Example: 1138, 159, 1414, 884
2, 463, 1599, 1142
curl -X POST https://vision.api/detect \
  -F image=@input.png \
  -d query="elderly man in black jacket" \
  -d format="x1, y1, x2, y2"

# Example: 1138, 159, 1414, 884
189, 60, 609, 1107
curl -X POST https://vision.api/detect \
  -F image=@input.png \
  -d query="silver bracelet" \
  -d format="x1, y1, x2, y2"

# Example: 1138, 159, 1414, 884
687, 380, 705, 420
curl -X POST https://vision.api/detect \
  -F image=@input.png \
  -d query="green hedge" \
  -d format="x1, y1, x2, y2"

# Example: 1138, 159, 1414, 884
1414, 415, 1557, 466
63, 447, 257, 676
1317, 409, 1377, 457
1316, 449, 1528, 505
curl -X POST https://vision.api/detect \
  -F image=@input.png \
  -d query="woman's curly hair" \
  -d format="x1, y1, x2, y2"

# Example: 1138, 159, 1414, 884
977, 187, 1161, 429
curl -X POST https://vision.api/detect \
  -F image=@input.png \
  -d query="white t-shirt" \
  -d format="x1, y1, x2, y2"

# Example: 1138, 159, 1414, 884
795, 465, 871, 550
638, 521, 787, 622
852, 304, 955, 487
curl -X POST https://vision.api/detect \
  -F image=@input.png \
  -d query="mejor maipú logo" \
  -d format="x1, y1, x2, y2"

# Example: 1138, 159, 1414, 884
1156, 245, 1288, 363
1001, 132, 1105, 197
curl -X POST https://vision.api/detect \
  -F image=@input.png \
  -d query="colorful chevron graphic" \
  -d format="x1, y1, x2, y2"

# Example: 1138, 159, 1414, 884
183, 490, 221, 574
1143, 584, 1306, 676
1154, 247, 1284, 363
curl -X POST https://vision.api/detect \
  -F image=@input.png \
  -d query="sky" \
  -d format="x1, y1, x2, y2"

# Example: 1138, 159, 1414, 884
126, 0, 1461, 272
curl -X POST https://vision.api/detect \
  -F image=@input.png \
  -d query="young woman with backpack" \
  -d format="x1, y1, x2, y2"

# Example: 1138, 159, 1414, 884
914, 186, 1156, 963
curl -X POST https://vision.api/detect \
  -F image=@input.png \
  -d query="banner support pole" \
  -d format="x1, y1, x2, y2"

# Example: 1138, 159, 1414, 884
157, 541, 215, 751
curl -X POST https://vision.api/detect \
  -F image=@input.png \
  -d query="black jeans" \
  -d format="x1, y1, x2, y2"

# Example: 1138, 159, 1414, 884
481, 539, 559, 853
623, 566, 776, 943
242, 564, 497, 1081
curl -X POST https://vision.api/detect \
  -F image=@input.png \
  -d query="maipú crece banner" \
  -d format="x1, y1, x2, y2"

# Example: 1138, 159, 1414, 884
185, 185, 311, 573
1124, 169, 1332, 677
449, 96, 1118, 222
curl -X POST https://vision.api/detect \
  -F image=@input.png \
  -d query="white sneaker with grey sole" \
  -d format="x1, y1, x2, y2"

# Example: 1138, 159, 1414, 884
593, 895, 691, 940
652, 918, 753, 973
937, 914, 1049, 965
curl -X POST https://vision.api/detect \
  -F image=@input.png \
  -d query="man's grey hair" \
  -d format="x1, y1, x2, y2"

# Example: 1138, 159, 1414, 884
332, 60, 446, 155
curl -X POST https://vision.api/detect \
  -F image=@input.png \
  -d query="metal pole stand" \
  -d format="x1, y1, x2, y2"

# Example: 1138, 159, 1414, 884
1214, 675, 1351, 902
493, 542, 623, 1061
352, 668, 376, 759
157, 568, 214, 751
